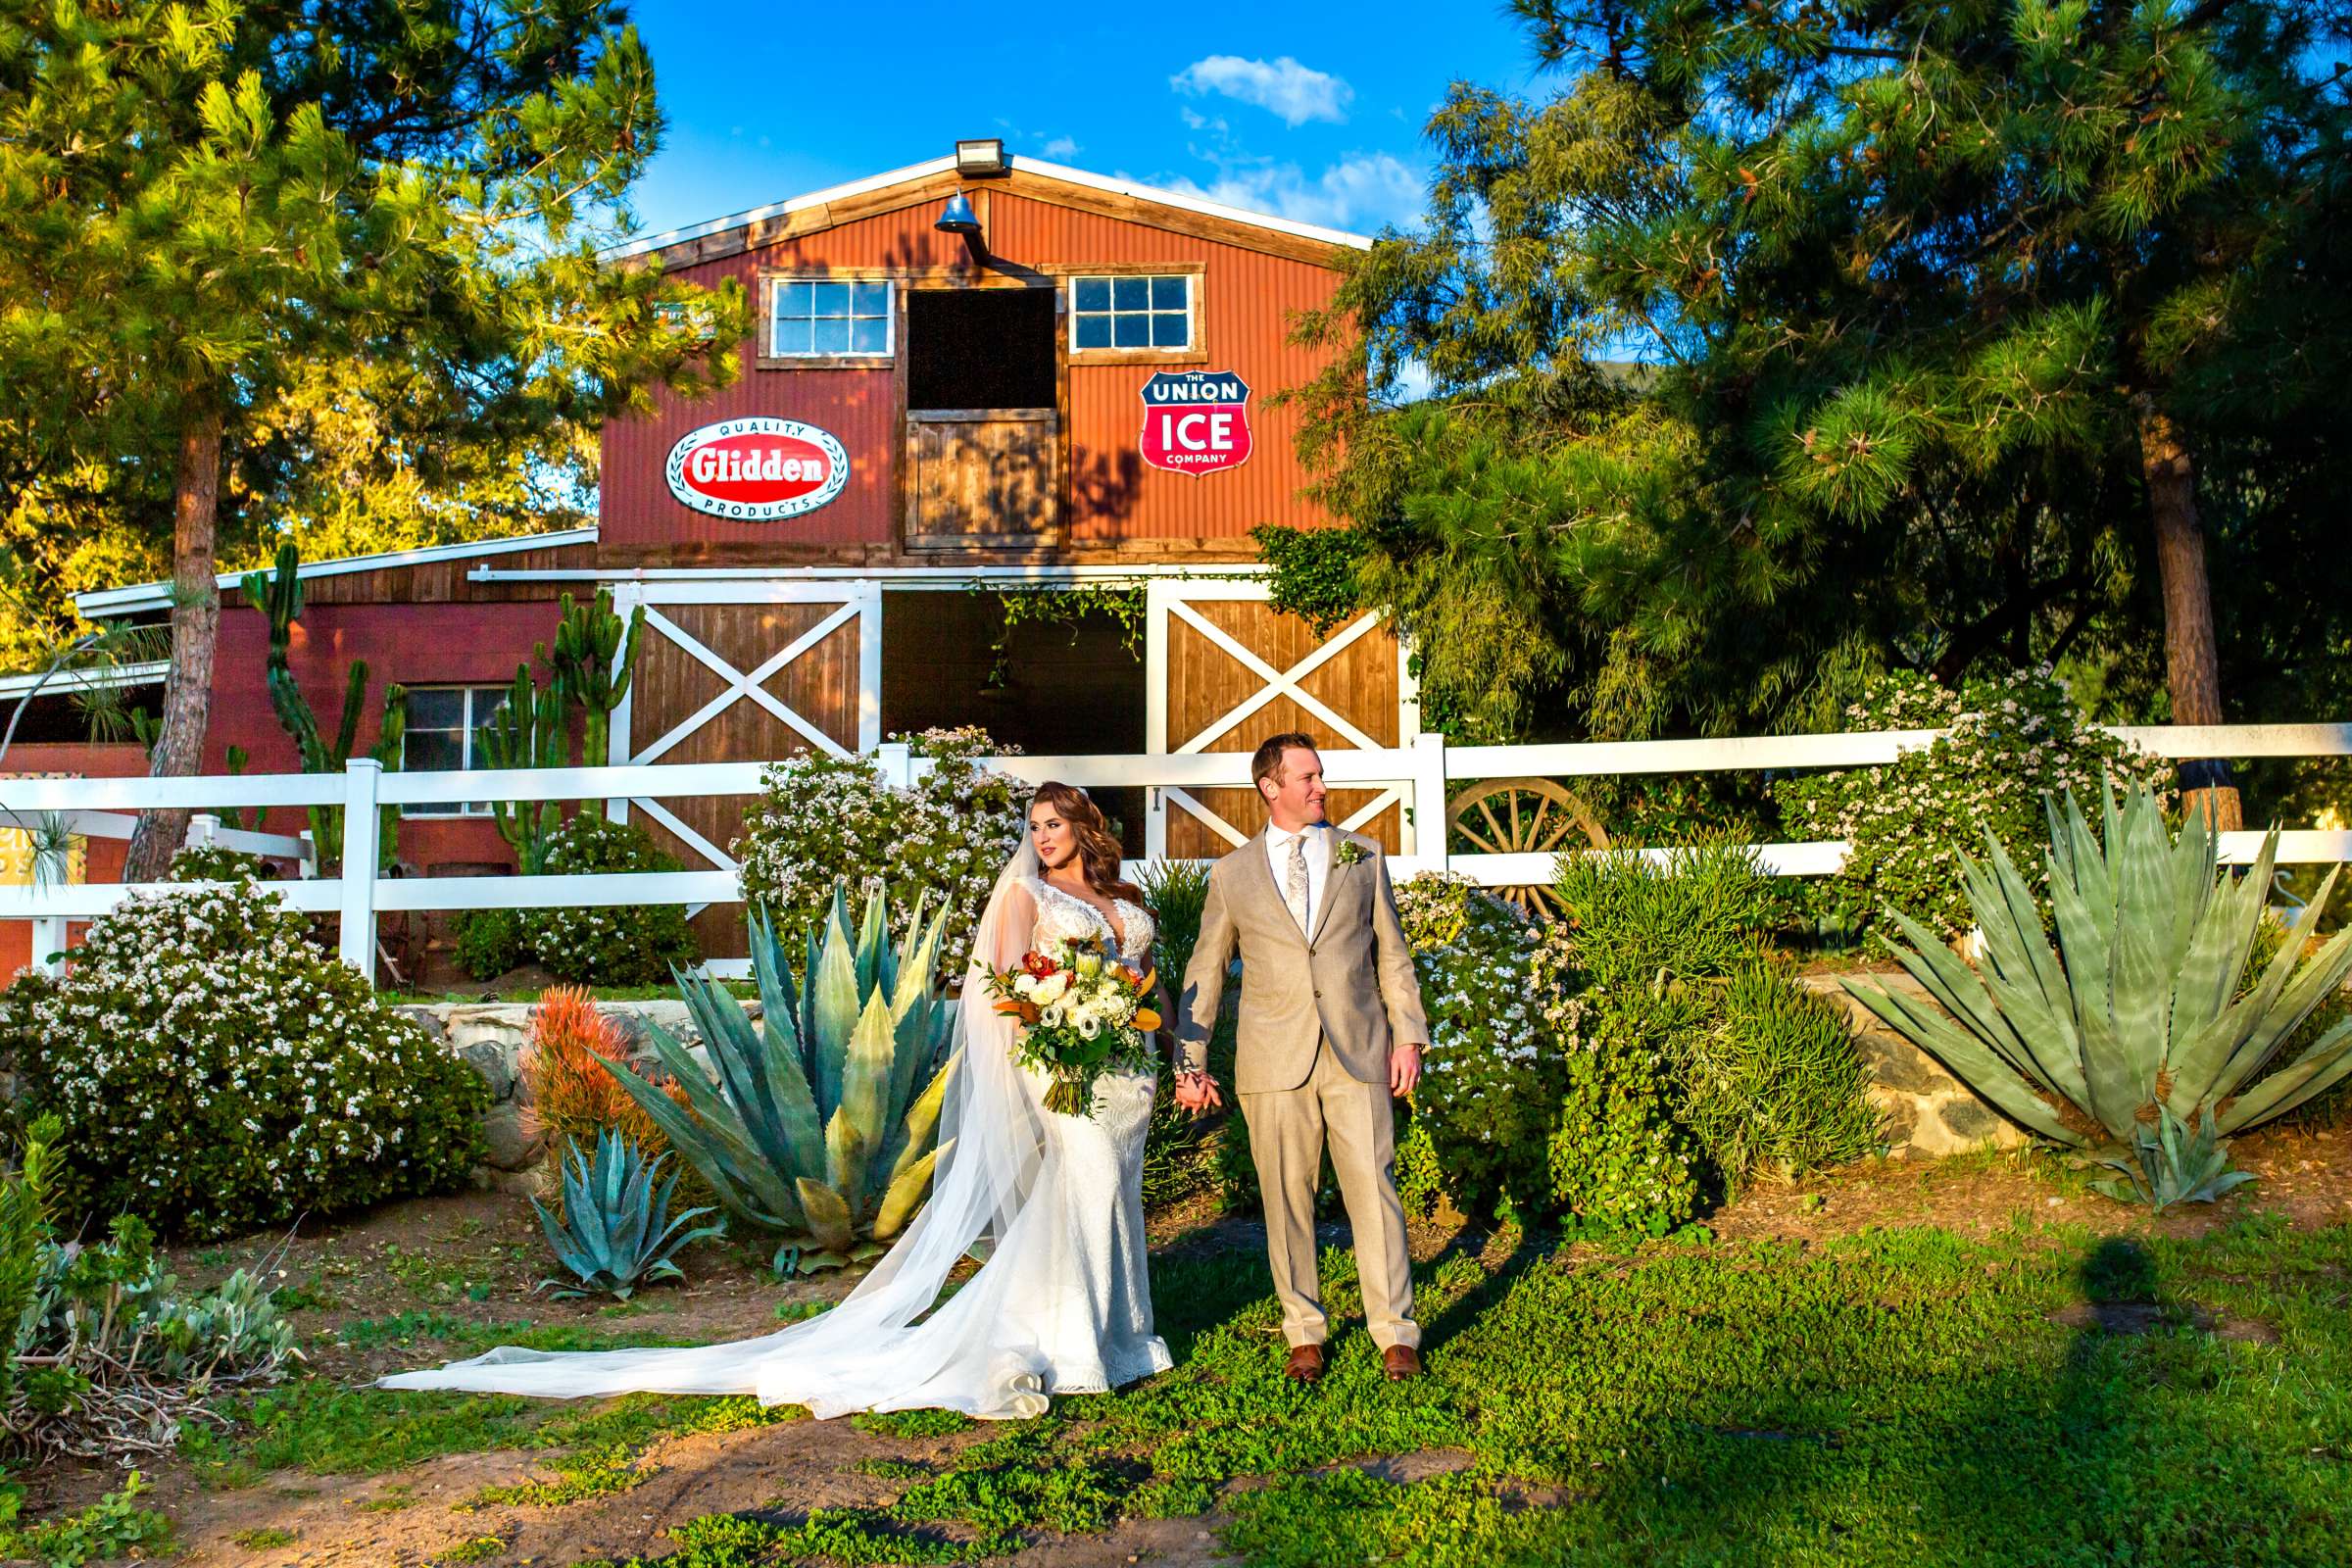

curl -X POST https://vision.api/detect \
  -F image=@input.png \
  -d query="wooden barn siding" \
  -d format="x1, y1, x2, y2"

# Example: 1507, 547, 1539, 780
205, 599, 566, 873
626, 603, 865, 956
1164, 602, 1401, 858
600, 183, 1348, 563
0, 741, 143, 982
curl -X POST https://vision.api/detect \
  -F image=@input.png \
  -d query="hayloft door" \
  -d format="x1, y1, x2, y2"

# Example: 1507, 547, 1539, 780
903, 285, 1062, 549
1143, 579, 1419, 858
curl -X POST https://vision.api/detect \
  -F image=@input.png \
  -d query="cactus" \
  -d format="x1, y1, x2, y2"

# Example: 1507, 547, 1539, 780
1845, 784, 2352, 1211
603, 886, 957, 1273
476, 662, 568, 874
534, 1129, 723, 1300
547, 588, 642, 819
239, 542, 407, 874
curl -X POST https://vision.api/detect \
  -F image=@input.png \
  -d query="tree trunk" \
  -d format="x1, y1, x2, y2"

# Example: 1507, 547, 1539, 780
122, 408, 224, 882
2135, 398, 2242, 831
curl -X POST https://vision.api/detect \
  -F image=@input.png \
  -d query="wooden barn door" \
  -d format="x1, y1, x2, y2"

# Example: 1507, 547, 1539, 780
1145, 579, 1416, 858
608, 580, 881, 956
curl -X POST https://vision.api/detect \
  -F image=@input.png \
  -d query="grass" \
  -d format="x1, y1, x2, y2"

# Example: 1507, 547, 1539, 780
559, 1213, 2352, 1566
181, 1207, 2352, 1565
230, 1525, 298, 1547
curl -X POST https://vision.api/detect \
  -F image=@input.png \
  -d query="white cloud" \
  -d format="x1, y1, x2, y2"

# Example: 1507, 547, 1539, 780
1171, 55, 1353, 127
1165, 152, 1425, 233
1041, 135, 1081, 159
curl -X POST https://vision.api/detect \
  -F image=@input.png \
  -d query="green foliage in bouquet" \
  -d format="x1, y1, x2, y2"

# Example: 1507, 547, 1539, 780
1846, 786, 2352, 1210
608, 887, 956, 1272
535, 1130, 723, 1299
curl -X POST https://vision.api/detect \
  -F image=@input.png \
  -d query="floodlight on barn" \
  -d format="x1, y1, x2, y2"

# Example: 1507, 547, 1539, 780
955, 139, 1007, 176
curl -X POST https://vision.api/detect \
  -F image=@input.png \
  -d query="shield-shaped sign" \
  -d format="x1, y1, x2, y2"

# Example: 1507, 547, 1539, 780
1138, 370, 1253, 478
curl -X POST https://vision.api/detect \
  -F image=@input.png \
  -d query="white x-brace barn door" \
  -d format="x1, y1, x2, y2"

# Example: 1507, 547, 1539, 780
1144, 578, 1421, 858
606, 579, 881, 943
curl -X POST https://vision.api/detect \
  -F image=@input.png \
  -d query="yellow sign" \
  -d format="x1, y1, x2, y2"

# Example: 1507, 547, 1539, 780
0, 773, 88, 886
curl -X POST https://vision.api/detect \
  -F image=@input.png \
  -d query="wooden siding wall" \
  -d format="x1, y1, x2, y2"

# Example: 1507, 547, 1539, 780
600, 176, 1349, 565
1164, 602, 1402, 856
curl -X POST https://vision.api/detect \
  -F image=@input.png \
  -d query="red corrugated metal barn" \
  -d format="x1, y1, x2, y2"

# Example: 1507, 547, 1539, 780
23, 146, 1422, 972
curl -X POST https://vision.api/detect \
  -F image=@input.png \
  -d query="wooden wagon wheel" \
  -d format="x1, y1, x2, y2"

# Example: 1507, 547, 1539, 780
1446, 777, 1608, 919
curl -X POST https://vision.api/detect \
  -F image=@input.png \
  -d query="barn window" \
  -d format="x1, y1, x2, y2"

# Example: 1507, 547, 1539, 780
1069, 273, 1194, 352
768, 278, 894, 358
401, 685, 512, 816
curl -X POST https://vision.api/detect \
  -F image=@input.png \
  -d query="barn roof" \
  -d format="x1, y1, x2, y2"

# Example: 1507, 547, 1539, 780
604, 153, 1377, 270
71, 526, 599, 619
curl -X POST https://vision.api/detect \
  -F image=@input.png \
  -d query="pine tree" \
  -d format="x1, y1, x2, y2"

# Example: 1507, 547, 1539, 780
0, 0, 750, 876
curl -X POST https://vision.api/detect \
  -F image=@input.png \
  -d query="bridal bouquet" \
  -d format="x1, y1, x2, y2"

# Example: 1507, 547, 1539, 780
986, 940, 1160, 1116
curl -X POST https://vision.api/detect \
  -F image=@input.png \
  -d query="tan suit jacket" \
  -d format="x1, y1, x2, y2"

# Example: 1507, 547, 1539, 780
1176, 827, 1430, 1094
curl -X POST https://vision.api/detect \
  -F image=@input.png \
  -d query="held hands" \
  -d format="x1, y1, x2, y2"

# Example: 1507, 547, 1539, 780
1173, 1070, 1224, 1116
1390, 1042, 1422, 1099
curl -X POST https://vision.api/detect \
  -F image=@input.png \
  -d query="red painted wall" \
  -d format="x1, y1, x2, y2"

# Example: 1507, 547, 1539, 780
599, 181, 1350, 558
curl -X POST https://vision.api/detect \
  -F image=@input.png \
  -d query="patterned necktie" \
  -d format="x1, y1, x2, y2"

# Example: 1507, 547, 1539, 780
1284, 832, 1311, 935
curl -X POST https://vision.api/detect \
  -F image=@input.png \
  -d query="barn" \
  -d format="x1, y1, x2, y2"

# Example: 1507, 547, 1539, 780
15, 143, 1417, 972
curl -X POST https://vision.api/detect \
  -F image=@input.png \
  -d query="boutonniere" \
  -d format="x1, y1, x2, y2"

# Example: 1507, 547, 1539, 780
1332, 838, 1369, 867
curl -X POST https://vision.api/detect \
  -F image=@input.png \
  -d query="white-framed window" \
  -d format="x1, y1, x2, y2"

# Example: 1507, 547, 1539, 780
1069, 273, 1194, 352
769, 278, 894, 358
401, 684, 513, 816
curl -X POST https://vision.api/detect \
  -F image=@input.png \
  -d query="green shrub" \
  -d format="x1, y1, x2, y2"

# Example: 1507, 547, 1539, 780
1138, 858, 1217, 1209
1775, 665, 2169, 937
168, 845, 275, 882
3, 879, 488, 1238
1676, 962, 1885, 1196
453, 906, 525, 981
0, 1472, 173, 1564
1549, 842, 1879, 1207
733, 726, 1027, 982
519, 814, 700, 985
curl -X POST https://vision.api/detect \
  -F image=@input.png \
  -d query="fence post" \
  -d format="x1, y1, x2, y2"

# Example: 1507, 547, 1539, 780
338, 758, 382, 983
1409, 730, 1448, 869
30, 838, 69, 979
186, 813, 219, 851
876, 741, 914, 791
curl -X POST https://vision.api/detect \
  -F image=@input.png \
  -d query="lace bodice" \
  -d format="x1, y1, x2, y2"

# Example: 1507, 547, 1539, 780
1024, 877, 1155, 966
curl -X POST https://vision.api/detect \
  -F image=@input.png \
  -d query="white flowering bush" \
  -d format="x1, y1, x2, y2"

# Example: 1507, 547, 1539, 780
733, 726, 1028, 981
1, 879, 487, 1239
517, 814, 700, 985
1776, 665, 2170, 936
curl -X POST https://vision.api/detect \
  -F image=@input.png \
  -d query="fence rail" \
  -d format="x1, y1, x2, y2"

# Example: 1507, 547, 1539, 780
7, 722, 2348, 984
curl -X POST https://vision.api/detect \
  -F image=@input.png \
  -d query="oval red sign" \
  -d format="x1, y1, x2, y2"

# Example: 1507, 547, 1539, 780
663, 418, 851, 521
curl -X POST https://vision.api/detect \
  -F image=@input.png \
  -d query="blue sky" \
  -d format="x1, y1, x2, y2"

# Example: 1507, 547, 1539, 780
622, 1, 1547, 242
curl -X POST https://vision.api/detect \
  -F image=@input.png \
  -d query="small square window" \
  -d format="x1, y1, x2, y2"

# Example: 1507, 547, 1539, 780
1068, 273, 1194, 355
401, 685, 518, 817
768, 276, 893, 359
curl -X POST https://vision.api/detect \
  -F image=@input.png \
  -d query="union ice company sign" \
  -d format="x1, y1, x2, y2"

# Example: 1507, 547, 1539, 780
665, 417, 851, 521
1138, 370, 1252, 478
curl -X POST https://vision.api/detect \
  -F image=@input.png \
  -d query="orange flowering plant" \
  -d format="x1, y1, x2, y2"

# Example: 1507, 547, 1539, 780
985, 937, 1161, 1116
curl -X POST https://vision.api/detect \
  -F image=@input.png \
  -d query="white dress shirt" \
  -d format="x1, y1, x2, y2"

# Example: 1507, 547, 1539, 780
1264, 820, 1331, 937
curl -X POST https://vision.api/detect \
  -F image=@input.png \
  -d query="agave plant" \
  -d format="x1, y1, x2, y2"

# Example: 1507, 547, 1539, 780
1845, 784, 2352, 1211
605, 887, 959, 1272
534, 1129, 724, 1299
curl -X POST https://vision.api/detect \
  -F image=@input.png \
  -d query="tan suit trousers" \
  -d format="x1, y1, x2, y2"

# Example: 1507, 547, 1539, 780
1242, 1038, 1418, 1351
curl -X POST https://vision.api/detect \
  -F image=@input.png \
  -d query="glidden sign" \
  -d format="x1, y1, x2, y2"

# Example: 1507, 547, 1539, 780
664, 417, 851, 521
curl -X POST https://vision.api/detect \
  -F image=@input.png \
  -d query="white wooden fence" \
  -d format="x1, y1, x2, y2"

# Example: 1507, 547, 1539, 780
5, 722, 2350, 985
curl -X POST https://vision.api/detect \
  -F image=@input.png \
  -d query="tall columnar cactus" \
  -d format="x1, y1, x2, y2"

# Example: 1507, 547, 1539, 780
476, 662, 568, 874
547, 588, 643, 819
1845, 785, 2352, 1210
239, 542, 408, 874
603, 886, 958, 1273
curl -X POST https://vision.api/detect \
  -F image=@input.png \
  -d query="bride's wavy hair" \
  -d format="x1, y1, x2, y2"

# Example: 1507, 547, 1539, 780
1027, 782, 1143, 904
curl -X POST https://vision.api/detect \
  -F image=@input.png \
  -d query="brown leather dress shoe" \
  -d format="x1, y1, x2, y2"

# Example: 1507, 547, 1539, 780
1382, 1345, 1422, 1381
1284, 1344, 1325, 1383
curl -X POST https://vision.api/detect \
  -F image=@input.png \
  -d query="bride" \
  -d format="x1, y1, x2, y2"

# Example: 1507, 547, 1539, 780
380, 782, 1174, 1419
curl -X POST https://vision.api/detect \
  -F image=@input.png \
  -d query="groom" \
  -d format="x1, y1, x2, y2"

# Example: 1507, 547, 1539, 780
1174, 732, 1431, 1383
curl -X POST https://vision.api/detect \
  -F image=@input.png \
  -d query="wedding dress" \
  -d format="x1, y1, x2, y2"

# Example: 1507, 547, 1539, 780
377, 841, 1172, 1419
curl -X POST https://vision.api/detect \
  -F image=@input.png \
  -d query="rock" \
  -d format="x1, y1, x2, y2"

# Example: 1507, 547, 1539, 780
1854, 1027, 1947, 1097
458, 1038, 520, 1102
1936, 1096, 2026, 1149
480, 1101, 545, 1172
1868, 1089, 1920, 1153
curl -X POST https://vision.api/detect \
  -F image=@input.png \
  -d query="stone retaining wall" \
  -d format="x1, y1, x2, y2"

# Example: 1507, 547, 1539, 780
1796, 973, 2027, 1158
408, 974, 2029, 1182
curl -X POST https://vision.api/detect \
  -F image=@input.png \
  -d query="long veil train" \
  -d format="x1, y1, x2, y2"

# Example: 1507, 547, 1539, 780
378, 840, 1063, 1418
